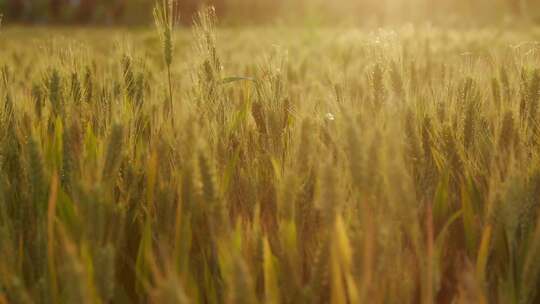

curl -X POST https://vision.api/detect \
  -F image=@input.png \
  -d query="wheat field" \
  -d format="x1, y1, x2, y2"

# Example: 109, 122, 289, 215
2, 5, 540, 304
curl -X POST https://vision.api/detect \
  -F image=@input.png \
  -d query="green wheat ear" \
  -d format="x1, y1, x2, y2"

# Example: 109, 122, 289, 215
3, 92, 14, 124
32, 83, 44, 119
28, 137, 46, 214
48, 69, 62, 116
83, 66, 93, 103
70, 72, 82, 104
102, 124, 124, 182
135, 72, 145, 109
499, 111, 515, 152
122, 55, 136, 100
198, 151, 217, 205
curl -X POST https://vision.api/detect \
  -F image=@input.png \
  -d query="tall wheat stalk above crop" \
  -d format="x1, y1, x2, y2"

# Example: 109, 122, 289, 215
154, 0, 178, 121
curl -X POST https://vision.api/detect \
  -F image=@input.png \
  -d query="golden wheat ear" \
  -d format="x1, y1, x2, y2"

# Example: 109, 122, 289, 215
154, 0, 178, 122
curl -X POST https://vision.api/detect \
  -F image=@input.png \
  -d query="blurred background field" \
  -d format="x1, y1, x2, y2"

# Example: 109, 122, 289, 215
0, 0, 540, 26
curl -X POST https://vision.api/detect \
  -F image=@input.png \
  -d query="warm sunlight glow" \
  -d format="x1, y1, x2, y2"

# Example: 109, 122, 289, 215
0, 1, 539, 303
